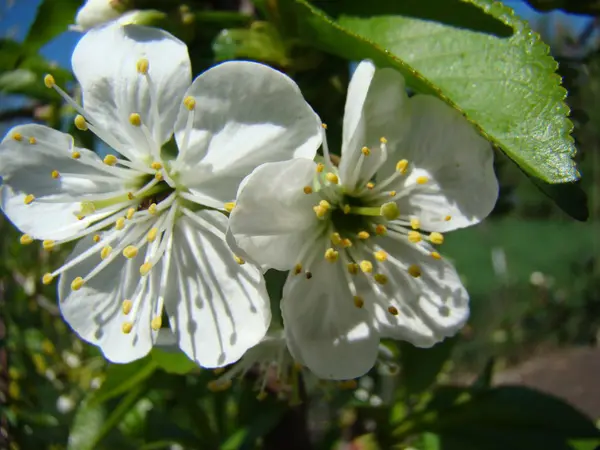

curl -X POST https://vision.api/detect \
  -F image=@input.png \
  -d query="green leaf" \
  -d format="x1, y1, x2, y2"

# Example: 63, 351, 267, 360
529, 177, 588, 221
151, 348, 197, 375
68, 398, 106, 450
24, 0, 82, 52
91, 357, 157, 405
287, 0, 578, 184
569, 438, 600, 450
395, 386, 600, 449
399, 337, 457, 396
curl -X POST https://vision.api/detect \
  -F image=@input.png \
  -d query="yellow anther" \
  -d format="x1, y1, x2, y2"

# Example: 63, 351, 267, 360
122, 300, 133, 315
347, 263, 359, 275
24, 194, 35, 205
380, 136, 388, 144
321, 123, 328, 129
123, 245, 139, 259
154, 171, 163, 181
361, 146, 370, 156
42, 273, 54, 285
122, 322, 133, 334
147, 228, 158, 242
330, 232, 342, 246
12, 132, 22, 141
43, 240, 55, 251
408, 231, 422, 243
140, 262, 152, 276
416, 176, 429, 185
74, 114, 88, 130
136, 58, 149, 74
431, 251, 442, 260
71, 277, 84, 291
324, 248, 339, 263
374, 273, 388, 285
408, 264, 421, 278
19, 234, 33, 245
316, 163, 325, 173
429, 232, 444, 245
100, 246, 112, 260
151, 316, 162, 331
93, 234, 101, 243
313, 205, 328, 219
343, 204, 351, 214
224, 202, 235, 213
388, 306, 399, 316
359, 260, 373, 273
410, 218, 421, 230
374, 250, 387, 262
303, 186, 313, 194
28, 137, 36, 144
148, 203, 158, 215
183, 96, 196, 110
76, 214, 84, 221
341, 238, 352, 248
396, 159, 408, 174
44, 74, 55, 88
366, 182, 375, 190
151, 161, 162, 170
103, 154, 117, 166
127, 192, 135, 200
353, 296, 364, 308
129, 113, 142, 127
115, 217, 126, 230
380, 202, 400, 220
357, 231, 370, 240
444, 215, 452, 221
234, 255, 245, 265
51, 170, 60, 179
375, 224, 387, 236
326, 173, 339, 184
126, 208, 136, 220
294, 263, 303, 275
389, 190, 397, 197
317, 200, 329, 210
71, 151, 81, 159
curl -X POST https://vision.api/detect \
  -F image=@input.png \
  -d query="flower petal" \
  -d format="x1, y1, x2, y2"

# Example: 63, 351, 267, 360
58, 235, 158, 363
372, 236, 469, 347
383, 95, 498, 232
339, 60, 410, 189
72, 22, 191, 156
164, 210, 270, 368
229, 159, 320, 271
173, 61, 322, 205
0, 125, 131, 240
282, 256, 379, 379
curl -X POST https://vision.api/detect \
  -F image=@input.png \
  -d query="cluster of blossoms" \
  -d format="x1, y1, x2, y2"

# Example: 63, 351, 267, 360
0, 19, 497, 389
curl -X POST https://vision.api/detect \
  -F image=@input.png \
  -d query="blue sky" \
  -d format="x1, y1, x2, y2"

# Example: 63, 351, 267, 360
0, 0, 596, 70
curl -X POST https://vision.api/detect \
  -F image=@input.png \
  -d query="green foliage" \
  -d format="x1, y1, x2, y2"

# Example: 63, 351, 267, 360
25, 0, 82, 52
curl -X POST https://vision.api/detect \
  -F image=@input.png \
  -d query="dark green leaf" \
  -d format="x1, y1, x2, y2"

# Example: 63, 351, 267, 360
24, 0, 82, 52
528, 177, 588, 221
151, 348, 197, 375
91, 357, 157, 405
67, 398, 106, 450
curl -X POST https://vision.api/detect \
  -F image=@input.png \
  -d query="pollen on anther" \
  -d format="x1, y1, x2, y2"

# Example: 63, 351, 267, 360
366, 182, 375, 190
123, 245, 139, 259
380, 202, 400, 220
51, 170, 60, 179
347, 263, 359, 275
28, 137, 36, 144
341, 238, 352, 248
234, 255, 245, 265
122, 300, 133, 315
326, 172, 339, 184
321, 123, 328, 129
374, 273, 388, 285
396, 159, 408, 174
353, 296, 364, 308
388, 306, 399, 316
408, 231, 422, 243
24, 194, 35, 205
12, 132, 23, 141
43, 240, 55, 251
357, 231, 370, 240
325, 248, 339, 263
42, 273, 54, 285
361, 146, 370, 156
416, 176, 429, 185
410, 218, 421, 230
316, 163, 325, 173
319, 200, 331, 210
444, 215, 452, 221
20, 234, 33, 245
374, 250, 387, 262
71, 277, 84, 291
429, 232, 444, 245
93, 234, 101, 243
147, 228, 158, 242
294, 263, 302, 275
74, 115, 88, 131
127, 192, 135, 200
126, 208, 136, 220
380, 137, 388, 144
375, 224, 387, 236
431, 251, 442, 260
408, 264, 421, 278
129, 113, 142, 127
115, 218, 126, 230
103, 154, 117, 166
151, 316, 162, 331
71, 151, 81, 159
183, 96, 196, 110
122, 322, 133, 334
43, 74, 55, 88
313, 205, 327, 219
140, 262, 152, 276
136, 58, 149, 74
151, 161, 162, 170
148, 203, 158, 215
154, 172, 163, 181
224, 202, 235, 213
303, 185, 313, 194
359, 260, 373, 273
101, 246, 112, 260
330, 232, 342, 246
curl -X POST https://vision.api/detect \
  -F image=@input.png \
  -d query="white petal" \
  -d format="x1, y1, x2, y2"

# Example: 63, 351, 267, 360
339, 60, 410, 188
58, 235, 158, 363
282, 256, 379, 379
373, 236, 469, 347
382, 95, 498, 232
174, 61, 322, 205
73, 0, 122, 31
0, 125, 129, 240
72, 22, 191, 156
165, 210, 270, 368
229, 159, 320, 271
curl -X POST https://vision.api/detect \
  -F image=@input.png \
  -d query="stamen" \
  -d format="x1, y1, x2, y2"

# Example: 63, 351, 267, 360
115, 218, 126, 230
303, 186, 313, 194
294, 263, 302, 275
136, 58, 149, 74
43, 74, 55, 88
330, 232, 342, 245
24, 194, 35, 205
51, 170, 60, 179
347, 263, 359, 275
224, 202, 235, 213
20, 234, 33, 245
129, 113, 142, 127
326, 173, 339, 184
429, 232, 444, 245
122, 322, 133, 334
126, 208, 136, 220
316, 163, 325, 173
71, 151, 81, 159
148, 203, 158, 215
140, 262, 152, 276
374, 250, 387, 262
123, 245, 139, 259
147, 228, 158, 242
375, 224, 387, 236
74, 115, 88, 130
42, 273, 54, 285
374, 274, 388, 285
71, 277, 85, 291
353, 296, 364, 308
122, 299, 133, 315
324, 248, 339, 263
313, 205, 328, 219
357, 231, 370, 240
444, 215, 452, 221
100, 246, 112, 260
183, 96, 196, 110
43, 240, 55, 251
151, 316, 162, 331
380, 136, 388, 144
359, 260, 373, 273
431, 251, 442, 260
380, 202, 400, 220
416, 176, 429, 185
151, 161, 162, 170
389, 190, 397, 197
93, 235, 101, 243
11, 132, 22, 141
366, 182, 375, 190
234, 255, 245, 265
408, 264, 421, 278
410, 218, 421, 230
408, 231, 422, 243
361, 146, 370, 156
305, 271, 313, 279
341, 238, 352, 248
396, 159, 408, 174
388, 306, 399, 316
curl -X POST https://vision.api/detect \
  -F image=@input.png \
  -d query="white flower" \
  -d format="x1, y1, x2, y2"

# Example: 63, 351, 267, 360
0, 23, 321, 367
229, 60, 498, 379
71, 0, 125, 31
